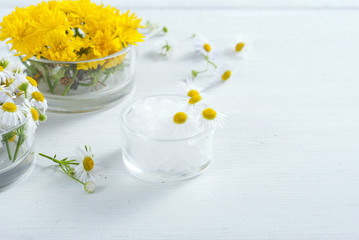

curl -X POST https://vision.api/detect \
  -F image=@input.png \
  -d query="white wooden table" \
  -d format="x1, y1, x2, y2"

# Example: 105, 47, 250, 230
1, 1, 359, 239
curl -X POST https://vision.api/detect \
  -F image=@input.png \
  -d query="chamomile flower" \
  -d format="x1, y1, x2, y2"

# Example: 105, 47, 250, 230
154, 37, 175, 56
0, 67, 12, 85
199, 107, 227, 129
6, 59, 25, 74
29, 107, 40, 126
73, 145, 97, 183
176, 77, 207, 97
209, 63, 234, 88
233, 34, 251, 58
29, 91, 48, 111
0, 86, 14, 104
25, 76, 39, 93
194, 34, 216, 60
0, 102, 27, 129
188, 93, 214, 110
158, 102, 199, 138
10, 73, 28, 92
169, 111, 199, 138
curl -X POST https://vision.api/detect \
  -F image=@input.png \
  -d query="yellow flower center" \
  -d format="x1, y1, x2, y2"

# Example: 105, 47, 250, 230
188, 95, 202, 104
187, 89, 199, 97
31, 108, 39, 121
32, 91, 44, 102
221, 70, 232, 81
2, 102, 17, 112
202, 108, 217, 120
83, 156, 94, 172
173, 112, 187, 124
0, 66, 3, 72
203, 43, 211, 53
235, 42, 245, 52
26, 76, 38, 87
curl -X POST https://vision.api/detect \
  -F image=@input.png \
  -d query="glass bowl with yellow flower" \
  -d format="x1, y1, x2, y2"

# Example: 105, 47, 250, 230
0, 58, 47, 190
0, 0, 145, 112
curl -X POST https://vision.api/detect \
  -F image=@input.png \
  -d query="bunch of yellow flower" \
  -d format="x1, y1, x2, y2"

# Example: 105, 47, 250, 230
0, 0, 145, 62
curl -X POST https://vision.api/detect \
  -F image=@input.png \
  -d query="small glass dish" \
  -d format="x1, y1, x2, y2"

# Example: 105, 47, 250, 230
119, 94, 216, 182
18, 46, 137, 113
0, 118, 36, 190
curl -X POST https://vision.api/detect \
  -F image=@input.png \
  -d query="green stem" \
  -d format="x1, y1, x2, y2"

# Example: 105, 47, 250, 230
208, 59, 217, 69
102, 73, 111, 83
38, 153, 78, 165
13, 126, 24, 162
62, 69, 78, 96
39, 62, 55, 94
5, 139, 12, 161
77, 72, 100, 87
38, 153, 61, 163
52, 76, 60, 90
69, 175, 85, 185
38, 153, 85, 185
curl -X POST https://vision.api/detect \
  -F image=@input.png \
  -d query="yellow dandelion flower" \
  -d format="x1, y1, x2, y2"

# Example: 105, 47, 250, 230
0, 0, 145, 61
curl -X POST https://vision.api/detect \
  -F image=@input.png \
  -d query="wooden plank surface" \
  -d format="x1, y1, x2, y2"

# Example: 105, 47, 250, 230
0, 5, 359, 240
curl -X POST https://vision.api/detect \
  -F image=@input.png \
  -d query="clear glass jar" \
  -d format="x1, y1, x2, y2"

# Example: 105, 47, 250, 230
21, 46, 137, 112
119, 95, 216, 182
0, 118, 36, 189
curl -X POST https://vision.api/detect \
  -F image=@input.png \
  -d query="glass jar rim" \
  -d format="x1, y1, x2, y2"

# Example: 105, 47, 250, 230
0, 115, 31, 135
120, 94, 215, 142
8, 44, 133, 65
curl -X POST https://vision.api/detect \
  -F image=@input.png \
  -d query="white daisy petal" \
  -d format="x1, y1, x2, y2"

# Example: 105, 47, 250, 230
233, 34, 252, 59
198, 106, 227, 130
0, 102, 27, 130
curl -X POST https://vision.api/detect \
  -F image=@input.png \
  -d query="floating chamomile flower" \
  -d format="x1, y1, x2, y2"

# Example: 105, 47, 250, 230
169, 110, 199, 138
73, 145, 97, 183
200, 107, 227, 129
30, 91, 48, 111
0, 102, 27, 129
159, 102, 199, 138
173, 112, 187, 124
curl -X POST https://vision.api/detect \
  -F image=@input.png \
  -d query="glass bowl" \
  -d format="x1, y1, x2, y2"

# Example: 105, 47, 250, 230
119, 94, 216, 182
20, 46, 137, 113
0, 118, 36, 190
